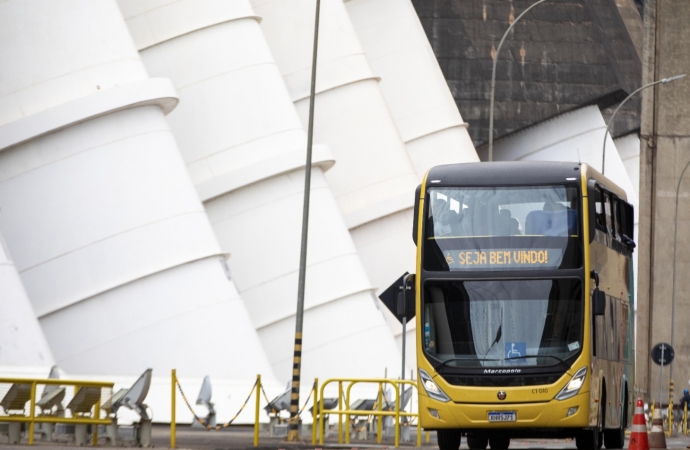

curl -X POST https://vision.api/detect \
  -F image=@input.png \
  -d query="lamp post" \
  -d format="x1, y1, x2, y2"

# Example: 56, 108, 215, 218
601, 74, 686, 175
488, 0, 549, 162
286, 0, 321, 442
670, 157, 690, 381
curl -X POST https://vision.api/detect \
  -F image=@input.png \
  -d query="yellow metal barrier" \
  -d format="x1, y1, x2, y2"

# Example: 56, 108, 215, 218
317, 378, 421, 448
254, 374, 260, 447
684, 403, 688, 436
171, 372, 265, 447
0, 377, 113, 445
312, 378, 319, 446
171, 369, 177, 449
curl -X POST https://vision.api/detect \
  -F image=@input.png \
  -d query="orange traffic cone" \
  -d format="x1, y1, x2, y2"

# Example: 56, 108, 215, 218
629, 398, 650, 450
649, 402, 667, 449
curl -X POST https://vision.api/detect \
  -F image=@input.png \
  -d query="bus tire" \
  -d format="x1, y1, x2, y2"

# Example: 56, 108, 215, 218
604, 391, 627, 449
437, 429, 462, 450
578, 395, 605, 450
467, 434, 488, 450
489, 435, 510, 449
576, 428, 602, 450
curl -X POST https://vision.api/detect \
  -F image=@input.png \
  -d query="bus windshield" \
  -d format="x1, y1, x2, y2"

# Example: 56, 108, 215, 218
423, 279, 583, 369
424, 185, 581, 271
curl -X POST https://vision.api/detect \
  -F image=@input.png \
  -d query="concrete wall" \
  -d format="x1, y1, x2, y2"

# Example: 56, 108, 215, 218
344, 0, 478, 175
0, 0, 273, 384
637, 0, 690, 403
251, 0, 420, 376
0, 232, 54, 367
615, 133, 641, 196
488, 105, 638, 210
116, 0, 403, 385
344, 0, 480, 369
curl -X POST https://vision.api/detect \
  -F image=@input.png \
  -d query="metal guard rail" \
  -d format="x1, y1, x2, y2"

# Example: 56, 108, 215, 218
0, 377, 114, 445
317, 378, 421, 448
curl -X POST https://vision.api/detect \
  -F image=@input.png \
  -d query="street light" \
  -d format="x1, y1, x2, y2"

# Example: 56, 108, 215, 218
670, 153, 690, 381
286, 0, 321, 442
488, 0, 550, 162
601, 74, 686, 175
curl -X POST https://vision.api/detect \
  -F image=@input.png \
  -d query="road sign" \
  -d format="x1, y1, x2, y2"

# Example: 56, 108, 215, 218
652, 343, 674, 366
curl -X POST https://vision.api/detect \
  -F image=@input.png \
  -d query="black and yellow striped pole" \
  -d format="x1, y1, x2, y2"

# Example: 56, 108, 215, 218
285, 0, 321, 442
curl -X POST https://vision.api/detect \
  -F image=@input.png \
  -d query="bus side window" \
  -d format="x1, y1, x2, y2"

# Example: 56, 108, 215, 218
619, 200, 634, 238
603, 191, 613, 236
594, 186, 607, 232
611, 195, 622, 240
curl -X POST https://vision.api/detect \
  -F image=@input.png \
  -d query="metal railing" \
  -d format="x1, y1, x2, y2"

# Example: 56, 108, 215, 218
316, 378, 421, 448
170, 370, 264, 448
170, 373, 425, 448
0, 377, 113, 445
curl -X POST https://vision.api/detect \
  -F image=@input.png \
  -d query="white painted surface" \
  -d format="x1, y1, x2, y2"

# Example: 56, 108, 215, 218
0, 0, 274, 390
344, 0, 482, 366
251, 0, 419, 221
0, 233, 54, 367
118, 0, 402, 384
490, 105, 639, 210
615, 133, 641, 196
251, 0, 421, 374
345, 0, 479, 175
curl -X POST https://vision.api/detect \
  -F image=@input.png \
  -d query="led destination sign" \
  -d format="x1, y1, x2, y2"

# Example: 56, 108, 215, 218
444, 248, 564, 270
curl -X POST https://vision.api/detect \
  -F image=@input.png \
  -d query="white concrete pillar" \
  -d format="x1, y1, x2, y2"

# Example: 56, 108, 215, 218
0, 232, 54, 367
615, 133, 641, 197
344, 0, 479, 175
343, 0, 480, 367
489, 105, 638, 208
116, 0, 402, 382
0, 0, 273, 382
251, 0, 422, 373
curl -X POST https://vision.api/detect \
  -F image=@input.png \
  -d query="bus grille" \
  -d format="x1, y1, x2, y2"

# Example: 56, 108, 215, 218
442, 374, 561, 387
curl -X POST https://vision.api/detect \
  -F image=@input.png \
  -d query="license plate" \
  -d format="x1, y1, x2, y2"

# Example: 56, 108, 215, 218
488, 411, 517, 422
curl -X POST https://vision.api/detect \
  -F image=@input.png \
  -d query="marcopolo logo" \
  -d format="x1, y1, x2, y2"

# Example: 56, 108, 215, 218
483, 369, 522, 374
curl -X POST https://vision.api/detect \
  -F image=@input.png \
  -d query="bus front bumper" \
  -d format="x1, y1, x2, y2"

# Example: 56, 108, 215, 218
419, 392, 590, 430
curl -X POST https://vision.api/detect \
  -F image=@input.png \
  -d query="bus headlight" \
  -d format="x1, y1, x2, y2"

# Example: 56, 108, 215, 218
555, 367, 587, 400
419, 368, 450, 402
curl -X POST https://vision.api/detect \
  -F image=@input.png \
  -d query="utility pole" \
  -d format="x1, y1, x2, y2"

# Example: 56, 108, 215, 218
285, 0, 321, 442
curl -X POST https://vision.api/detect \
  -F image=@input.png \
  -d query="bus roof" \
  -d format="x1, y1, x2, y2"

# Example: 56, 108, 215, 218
425, 161, 627, 202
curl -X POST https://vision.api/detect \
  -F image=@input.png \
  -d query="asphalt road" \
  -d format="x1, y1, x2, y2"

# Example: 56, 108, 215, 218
2, 425, 690, 449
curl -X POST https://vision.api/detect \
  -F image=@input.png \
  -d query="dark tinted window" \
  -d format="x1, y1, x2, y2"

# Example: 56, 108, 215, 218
422, 279, 583, 369
424, 186, 582, 271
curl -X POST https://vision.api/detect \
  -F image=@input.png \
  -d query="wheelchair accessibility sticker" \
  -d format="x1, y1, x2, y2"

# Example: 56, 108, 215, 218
505, 342, 527, 363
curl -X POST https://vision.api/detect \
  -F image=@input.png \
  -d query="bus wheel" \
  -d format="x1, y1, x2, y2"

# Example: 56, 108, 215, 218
576, 428, 602, 450
437, 429, 462, 450
467, 434, 488, 450
604, 398, 626, 449
489, 435, 510, 449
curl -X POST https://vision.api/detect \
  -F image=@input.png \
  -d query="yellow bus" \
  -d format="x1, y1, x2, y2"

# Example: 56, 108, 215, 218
411, 162, 635, 450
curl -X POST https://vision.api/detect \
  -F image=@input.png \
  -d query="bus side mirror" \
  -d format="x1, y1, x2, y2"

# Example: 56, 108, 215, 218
592, 288, 606, 316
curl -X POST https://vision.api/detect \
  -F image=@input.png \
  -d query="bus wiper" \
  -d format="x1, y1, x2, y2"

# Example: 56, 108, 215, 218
483, 324, 502, 358
504, 354, 568, 368
483, 308, 503, 359
435, 357, 498, 371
